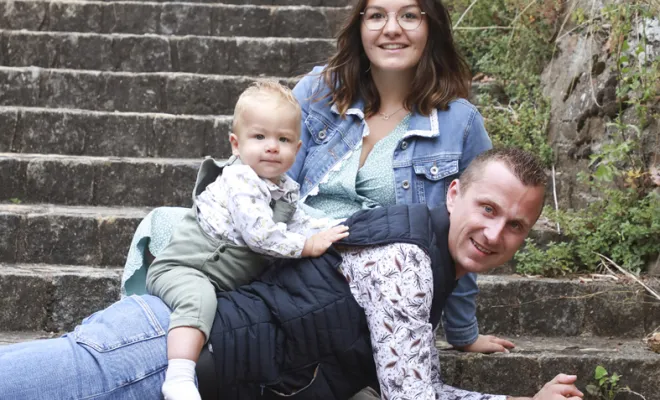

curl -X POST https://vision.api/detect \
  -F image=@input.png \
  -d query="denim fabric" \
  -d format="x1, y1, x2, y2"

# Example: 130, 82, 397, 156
0, 295, 170, 400
290, 66, 491, 346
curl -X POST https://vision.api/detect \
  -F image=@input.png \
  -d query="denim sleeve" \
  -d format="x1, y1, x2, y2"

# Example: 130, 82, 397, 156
442, 273, 480, 346
442, 108, 493, 346
289, 67, 323, 182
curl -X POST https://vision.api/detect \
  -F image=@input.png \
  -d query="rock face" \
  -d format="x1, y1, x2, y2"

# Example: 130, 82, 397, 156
0, 0, 658, 397
541, 0, 659, 209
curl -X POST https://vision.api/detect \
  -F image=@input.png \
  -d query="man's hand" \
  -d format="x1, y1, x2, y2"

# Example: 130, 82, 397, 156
531, 374, 583, 400
301, 225, 349, 257
455, 334, 515, 353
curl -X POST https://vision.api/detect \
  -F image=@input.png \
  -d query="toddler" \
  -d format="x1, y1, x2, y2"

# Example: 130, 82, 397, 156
146, 81, 349, 400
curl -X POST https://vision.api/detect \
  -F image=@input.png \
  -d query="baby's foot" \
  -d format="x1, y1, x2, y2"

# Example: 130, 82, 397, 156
162, 358, 201, 400
162, 379, 201, 400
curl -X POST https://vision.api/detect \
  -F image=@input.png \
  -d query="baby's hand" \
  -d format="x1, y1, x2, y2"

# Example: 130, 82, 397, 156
301, 225, 349, 257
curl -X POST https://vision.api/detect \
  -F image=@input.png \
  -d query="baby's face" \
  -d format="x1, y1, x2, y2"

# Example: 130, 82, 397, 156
230, 100, 301, 184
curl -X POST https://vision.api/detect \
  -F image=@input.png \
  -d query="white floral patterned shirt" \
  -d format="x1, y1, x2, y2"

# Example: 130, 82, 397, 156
196, 164, 335, 258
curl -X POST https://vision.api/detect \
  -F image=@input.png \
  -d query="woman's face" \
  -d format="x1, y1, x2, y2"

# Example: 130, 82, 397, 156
360, 0, 428, 75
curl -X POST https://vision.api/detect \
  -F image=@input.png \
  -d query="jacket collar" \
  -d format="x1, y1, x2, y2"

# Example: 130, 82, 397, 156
329, 100, 440, 139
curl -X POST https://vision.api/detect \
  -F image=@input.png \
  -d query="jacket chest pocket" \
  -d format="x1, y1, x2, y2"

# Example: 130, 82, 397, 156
304, 114, 335, 145
413, 159, 459, 181
412, 158, 459, 205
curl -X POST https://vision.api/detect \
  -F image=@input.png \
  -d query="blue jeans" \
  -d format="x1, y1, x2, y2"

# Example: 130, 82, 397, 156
0, 295, 170, 400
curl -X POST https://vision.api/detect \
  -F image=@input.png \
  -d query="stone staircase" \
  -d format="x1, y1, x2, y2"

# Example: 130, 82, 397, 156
0, 0, 659, 398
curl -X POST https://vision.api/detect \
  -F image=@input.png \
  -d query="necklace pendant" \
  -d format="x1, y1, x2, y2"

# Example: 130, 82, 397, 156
381, 114, 390, 120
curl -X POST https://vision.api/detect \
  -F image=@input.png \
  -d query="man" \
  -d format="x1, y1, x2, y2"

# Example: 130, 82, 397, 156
196, 147, 582, 400
0, 148, 582, 400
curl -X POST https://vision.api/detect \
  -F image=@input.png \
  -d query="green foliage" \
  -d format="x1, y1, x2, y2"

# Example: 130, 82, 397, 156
510, 0, 660, 276
516, 190, 660, 276
449, 0, 560, 165
9, 198, 21, 205
585, 366, 622, 400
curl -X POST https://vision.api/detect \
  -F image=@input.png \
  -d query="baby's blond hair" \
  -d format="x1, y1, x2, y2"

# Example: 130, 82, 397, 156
232, 81, 302, 136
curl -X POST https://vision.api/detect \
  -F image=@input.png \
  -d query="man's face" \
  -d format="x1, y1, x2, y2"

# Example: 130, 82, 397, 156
446, 160, 545, 277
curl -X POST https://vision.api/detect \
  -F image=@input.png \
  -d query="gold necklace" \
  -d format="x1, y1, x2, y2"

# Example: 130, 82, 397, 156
378, 106, 405, 120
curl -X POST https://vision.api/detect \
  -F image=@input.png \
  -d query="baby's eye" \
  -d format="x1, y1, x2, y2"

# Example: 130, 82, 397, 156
255, 134, 265, 140
279, 137, 290, 143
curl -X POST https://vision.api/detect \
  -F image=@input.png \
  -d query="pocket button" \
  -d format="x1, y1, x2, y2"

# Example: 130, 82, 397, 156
402, 180, 410, 189
429, 165, 439, 175
318, 129, 327, 140
400, 141, 408, 150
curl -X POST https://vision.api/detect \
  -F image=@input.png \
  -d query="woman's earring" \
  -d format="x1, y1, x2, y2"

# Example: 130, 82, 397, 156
365, 62, 371, 73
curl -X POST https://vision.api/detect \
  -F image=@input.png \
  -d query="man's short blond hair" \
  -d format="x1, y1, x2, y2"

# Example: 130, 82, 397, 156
232, 81, 302, 136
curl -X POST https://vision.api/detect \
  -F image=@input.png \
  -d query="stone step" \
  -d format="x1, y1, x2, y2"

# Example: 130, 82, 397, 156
0, 66, 299, 116
0, 263, 122, 332
66, 0, 352, 6
0, 333, 658, 398
0, 153, 203, 207
0, 203, 150, 266
0, 31, 335, 76
437, 335, 660, 398
0, 106, 233, 158
0, 1, 348, 38
476, 275, 660, 339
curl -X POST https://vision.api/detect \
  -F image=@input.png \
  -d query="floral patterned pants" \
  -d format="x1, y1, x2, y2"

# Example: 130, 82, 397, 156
340, 243, 505, 400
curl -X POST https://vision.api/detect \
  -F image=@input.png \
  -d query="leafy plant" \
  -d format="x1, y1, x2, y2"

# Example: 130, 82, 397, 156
586, 366, 621, 400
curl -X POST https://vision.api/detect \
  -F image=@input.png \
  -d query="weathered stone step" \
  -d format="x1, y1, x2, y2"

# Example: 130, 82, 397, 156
0, 106, 233, 158
0, 263, 122, 332
0, 66, 298, 116
68, 0, 352, 6
476, 275, 660, 339
0, 31, 335, 76
0, 203, 150, 266
437, 335, 660, 398
0, 153, 202, 207
0, 1, 348, 38
0, 333, 658, 398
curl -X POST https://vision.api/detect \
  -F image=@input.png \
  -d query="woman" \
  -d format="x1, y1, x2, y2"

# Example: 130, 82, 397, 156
0, 0, 513, 398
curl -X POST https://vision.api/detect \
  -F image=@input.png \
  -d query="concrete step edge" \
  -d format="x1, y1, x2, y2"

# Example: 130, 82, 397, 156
0, 105, 233, 120
0, 202, 154, 218
0, 29, 337, 43
5, 0, 351, 11
0, 65, 297, 81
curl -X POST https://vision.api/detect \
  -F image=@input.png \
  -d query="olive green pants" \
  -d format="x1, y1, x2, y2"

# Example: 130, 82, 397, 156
146, 208, 271, 340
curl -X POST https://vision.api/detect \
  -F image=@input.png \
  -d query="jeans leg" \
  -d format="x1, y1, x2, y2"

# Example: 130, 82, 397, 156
0, 295, 171, 400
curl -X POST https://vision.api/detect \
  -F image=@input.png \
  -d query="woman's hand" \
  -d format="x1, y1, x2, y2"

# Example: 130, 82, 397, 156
454, 334, 515, 353
301, 225, 350, 257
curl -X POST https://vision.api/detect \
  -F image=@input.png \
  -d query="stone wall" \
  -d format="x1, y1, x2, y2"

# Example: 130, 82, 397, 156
540, 0, 659, 209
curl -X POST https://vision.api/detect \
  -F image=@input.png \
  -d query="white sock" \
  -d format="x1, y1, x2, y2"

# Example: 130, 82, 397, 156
162, 358, 201, 400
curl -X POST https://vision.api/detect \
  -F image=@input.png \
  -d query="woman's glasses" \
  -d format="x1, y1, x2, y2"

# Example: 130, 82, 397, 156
360, 6, 426, 31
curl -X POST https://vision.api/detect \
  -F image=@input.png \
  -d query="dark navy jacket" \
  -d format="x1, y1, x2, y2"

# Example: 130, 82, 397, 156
200, 203, 457, 399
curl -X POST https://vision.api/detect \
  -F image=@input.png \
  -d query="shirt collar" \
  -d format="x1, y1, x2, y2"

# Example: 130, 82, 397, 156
264, 174, 300, 203
330, 100, 440, 139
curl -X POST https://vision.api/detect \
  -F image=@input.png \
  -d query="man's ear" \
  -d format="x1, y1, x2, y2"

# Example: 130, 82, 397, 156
229, 133, 240, 157
446, 179, 460, 213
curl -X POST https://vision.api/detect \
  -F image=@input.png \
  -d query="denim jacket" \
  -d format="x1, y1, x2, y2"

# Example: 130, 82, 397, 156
288, 66, 493, 346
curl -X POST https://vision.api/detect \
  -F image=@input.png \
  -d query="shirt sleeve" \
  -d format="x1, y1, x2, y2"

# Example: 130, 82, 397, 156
286, 205, 339, 237
224, 167, 308, 258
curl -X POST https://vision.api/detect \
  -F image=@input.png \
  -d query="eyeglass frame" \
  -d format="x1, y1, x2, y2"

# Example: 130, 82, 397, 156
359, 6, 427, 31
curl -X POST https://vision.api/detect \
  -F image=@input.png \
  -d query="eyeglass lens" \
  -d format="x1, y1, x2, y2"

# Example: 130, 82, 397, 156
361, 6, 424, 31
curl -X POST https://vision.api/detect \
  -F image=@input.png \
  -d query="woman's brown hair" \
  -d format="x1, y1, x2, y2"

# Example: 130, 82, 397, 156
321, 0, 471, 117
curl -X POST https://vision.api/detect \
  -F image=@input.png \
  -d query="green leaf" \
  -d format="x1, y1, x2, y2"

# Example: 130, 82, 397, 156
595, 366, 608, 380
585, 384, 599, 396
611, 373, 620, 384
